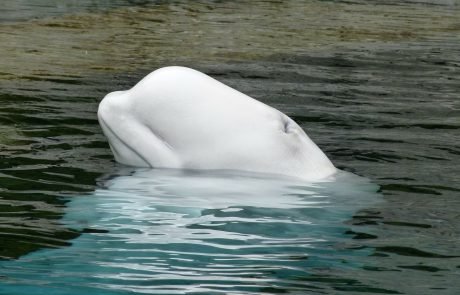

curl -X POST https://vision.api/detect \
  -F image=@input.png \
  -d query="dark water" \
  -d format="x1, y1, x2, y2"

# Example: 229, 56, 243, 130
1, 0, 460, 294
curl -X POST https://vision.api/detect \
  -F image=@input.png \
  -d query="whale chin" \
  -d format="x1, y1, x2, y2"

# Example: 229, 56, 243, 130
97, 66, 337, 181
98, 116, 149, 168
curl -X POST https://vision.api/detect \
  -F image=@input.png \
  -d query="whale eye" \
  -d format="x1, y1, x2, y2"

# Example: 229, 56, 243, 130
283, 120, 290, 133
281, 116, 293, 134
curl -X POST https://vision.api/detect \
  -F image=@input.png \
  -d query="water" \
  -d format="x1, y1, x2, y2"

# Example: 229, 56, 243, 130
0, 0, 459, 294
1, 169, 382, 294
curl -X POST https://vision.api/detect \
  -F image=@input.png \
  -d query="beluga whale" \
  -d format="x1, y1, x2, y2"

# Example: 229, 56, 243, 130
98, 66, 336, 180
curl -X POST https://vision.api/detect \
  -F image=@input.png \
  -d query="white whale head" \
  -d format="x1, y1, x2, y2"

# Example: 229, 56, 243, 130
97, 66, 336, 180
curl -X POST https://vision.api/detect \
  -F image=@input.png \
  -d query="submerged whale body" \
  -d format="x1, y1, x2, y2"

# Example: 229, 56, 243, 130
98, 66, 336, 180
0, 168, 381, 294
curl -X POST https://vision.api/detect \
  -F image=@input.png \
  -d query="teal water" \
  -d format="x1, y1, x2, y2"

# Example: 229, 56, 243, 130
1, 0, 460, 294
1, 170, 381, 294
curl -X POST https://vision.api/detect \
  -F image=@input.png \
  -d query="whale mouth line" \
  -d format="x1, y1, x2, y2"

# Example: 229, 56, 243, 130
99, 117, 150, 167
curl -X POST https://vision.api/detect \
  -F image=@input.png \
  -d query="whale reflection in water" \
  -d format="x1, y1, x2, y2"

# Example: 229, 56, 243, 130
2, 169, 381, 294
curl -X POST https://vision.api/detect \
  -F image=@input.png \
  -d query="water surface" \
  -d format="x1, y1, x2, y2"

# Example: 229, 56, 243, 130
1, 169, 382, 294
0, 0, 459, 294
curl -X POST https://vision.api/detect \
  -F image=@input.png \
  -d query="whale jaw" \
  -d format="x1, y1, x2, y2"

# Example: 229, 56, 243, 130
98, 91, 150, 167
98, 90, 181, 169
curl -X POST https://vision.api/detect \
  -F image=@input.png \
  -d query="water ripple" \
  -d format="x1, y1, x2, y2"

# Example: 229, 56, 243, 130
1, 0, 459, 293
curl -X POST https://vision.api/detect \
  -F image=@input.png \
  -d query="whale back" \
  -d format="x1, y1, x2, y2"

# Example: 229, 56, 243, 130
98, 66, 336, 180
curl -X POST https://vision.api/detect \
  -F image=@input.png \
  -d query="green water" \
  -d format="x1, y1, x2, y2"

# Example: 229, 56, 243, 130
1, 0, 459, 294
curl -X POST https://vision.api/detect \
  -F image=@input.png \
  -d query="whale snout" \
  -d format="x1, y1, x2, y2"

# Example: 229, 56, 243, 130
98, 91, 129, 120
98, 90, 152, 167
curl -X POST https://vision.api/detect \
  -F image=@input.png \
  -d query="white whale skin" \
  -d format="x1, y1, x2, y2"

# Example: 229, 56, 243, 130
97, 66, 336, 180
